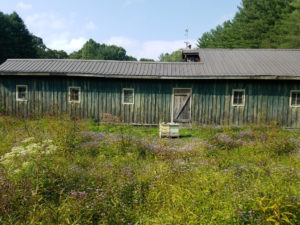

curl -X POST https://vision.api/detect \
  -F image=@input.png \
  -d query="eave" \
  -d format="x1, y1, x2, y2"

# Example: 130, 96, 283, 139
0, 72, 300, 80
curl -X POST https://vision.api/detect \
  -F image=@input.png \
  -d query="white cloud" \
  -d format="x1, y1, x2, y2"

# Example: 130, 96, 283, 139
23, 11, 195, 58
85, 21, 97, 31
24, 13, 87, 53
26, 13, 67, 36
107, 36, 197, 60
16, 1, 32, 10
48, 37, 87, 53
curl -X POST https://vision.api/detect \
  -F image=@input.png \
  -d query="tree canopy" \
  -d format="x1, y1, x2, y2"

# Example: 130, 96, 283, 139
32, 36, 68, 59
69, 39, 137, 61
139, 58, 155, 62
159, 50, 184, 62
197, 0, 300, 49
0, 11, 68, 63
0, 12, 37, 63
0, 11, 136, 63
277, 0, 300, 48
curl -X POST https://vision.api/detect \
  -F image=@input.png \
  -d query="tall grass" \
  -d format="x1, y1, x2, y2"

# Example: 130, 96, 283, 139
0, 115, 299, 224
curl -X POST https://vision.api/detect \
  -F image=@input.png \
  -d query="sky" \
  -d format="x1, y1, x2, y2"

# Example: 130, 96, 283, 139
1, 0, 241, 60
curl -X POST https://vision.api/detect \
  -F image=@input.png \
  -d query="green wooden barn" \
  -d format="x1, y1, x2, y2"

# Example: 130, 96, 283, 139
0, 49, 299, 127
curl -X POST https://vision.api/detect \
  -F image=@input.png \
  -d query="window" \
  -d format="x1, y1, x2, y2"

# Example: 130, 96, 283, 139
68, 87, 81, 103
122, 88, 134, 104
290, 91, 300, 107
232, 89, 245, 106
16, 85, 28, 101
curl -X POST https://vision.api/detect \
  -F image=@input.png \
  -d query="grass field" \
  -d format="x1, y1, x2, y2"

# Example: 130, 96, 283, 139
0, 115, 299, 224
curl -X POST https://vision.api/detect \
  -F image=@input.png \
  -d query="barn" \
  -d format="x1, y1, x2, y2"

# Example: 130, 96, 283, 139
0, 49, 299, 128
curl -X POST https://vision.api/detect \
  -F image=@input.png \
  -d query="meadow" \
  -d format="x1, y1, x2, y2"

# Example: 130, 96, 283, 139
0, 115, 299, 225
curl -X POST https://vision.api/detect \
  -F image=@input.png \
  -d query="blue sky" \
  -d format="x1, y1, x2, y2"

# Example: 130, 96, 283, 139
1, 0, 241, 59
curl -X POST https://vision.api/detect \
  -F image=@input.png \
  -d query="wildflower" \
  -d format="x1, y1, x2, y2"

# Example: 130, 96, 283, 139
213, 133, 243, 150
21, 137, 35, 144
215, 125, 222, 130
69, 190, 87, 199
0, 137, 57, 174
239, 130, 253, 138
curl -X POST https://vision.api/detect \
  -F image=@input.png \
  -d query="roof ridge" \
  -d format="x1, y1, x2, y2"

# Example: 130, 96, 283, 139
5, 59, 202, 65
187, 48, 300, 51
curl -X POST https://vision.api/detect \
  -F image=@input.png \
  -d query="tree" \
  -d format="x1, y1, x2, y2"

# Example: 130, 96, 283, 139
0, 11, 69, 63
32, 36, 47, 58
69, 39, 137, 61
139, 58, 155, 62
197, 0, 297, 49
278, 0, 300, 48
43, 49, 69, 59
0, 11, 37, 63
32, 35, 68, 59
0, 11, 138, 62
159, 50, 184, 62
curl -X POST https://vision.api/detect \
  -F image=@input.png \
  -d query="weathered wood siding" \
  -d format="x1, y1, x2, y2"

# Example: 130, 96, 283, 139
0, 76, 299, 128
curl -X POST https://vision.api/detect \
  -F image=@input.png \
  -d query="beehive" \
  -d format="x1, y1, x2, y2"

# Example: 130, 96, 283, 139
159, 123, 179, 138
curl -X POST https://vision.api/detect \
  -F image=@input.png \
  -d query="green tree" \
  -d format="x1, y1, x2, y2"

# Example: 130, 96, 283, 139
278, 0, 300, 48
159, 50, 184, 62
0, 11, 37, 63
69, 39, 137, 61
43, 49, 69, 59
0, 11, 68, 63
139, 58, 155, 62
32, 35, 68, 59
197, 0, 297, 49
32, 36, 47, 58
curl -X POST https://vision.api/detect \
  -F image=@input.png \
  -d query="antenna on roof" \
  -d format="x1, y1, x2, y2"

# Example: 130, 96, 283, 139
184, 27, 191, 49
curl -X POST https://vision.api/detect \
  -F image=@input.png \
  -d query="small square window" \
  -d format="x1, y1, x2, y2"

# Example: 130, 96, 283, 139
122, 88, 134, 104
69, 87, 81, 103
232, 89, 245, 106
16, 85, 28, 101
290, 91, 300, 107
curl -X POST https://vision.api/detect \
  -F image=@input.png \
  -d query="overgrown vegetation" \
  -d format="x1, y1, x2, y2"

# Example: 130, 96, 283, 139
0, 115, 299, 224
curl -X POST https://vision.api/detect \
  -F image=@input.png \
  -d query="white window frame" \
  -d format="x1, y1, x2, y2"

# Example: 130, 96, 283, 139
232, 89, 245, 107
68, 86, 81, 103
16, 85, 28, 101
122, 88, 134, 105
290, 90, 300, 108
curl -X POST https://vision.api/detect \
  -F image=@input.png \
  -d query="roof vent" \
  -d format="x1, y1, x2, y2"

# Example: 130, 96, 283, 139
182, 49, 200, 62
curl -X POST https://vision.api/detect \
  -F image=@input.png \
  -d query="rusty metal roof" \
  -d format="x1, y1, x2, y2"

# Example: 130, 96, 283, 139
0, 49, 299, 79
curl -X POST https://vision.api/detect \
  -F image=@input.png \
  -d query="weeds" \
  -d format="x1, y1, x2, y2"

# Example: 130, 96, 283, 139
0, 115, 299, 224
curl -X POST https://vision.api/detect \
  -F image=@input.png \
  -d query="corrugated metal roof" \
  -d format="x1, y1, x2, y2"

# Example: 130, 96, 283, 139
0, 49, 299, 79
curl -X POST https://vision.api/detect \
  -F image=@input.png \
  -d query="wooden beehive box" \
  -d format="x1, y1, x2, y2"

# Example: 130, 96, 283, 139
159, 123, 179, 138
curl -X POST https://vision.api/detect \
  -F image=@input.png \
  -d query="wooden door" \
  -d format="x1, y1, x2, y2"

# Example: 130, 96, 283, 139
172, 88, 192, 123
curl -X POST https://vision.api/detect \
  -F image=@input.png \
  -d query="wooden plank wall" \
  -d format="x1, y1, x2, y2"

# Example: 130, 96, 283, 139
0, 76, 299, 128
